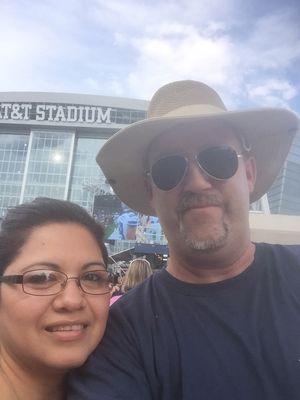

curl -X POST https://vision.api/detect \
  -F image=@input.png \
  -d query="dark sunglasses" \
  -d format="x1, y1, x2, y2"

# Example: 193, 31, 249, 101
146, 146, 244, 191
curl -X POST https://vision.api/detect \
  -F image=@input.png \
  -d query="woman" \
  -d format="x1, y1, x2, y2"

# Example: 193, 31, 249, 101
121, 258, 153, 293
0, 197, 110, 400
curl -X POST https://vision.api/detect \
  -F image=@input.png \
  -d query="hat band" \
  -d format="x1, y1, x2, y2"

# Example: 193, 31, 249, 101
164, 104, 227, 118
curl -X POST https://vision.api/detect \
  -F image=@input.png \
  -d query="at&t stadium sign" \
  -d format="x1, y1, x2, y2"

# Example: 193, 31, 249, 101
0, 102, 113, 124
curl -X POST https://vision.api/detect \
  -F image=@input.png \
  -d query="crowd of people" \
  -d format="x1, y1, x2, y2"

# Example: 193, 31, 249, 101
0, 79, 299, 400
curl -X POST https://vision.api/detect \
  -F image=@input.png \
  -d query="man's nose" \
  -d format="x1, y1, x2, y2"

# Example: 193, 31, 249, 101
182, 159, 213, 192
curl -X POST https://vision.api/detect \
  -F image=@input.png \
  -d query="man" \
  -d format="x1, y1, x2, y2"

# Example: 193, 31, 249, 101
68, 80, 300, 399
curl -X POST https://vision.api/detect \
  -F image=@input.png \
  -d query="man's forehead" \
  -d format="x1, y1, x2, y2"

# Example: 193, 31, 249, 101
147, 121, 241, 161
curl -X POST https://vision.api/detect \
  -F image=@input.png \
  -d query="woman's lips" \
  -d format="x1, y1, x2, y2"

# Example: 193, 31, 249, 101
45, 323, 88, 341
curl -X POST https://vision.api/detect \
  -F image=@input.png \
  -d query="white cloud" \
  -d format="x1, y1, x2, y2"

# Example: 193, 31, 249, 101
114, 4, 300, 110
246, 79, 297, 108
90, 0, 235, 33
0, 1, 91, 92
126, 26, 237, 99
241, 10, 300, 70
0, 0, 299, 113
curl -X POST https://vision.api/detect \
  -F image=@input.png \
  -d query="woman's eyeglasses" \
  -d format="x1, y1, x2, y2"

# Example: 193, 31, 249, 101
146, 145, 244, 191
0, 269, 111, 296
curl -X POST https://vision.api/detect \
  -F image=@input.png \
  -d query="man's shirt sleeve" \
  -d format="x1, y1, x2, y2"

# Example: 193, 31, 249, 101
67, 299, 153, 400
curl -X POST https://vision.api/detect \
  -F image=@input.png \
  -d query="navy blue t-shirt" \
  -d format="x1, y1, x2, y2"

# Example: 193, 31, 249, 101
68, 243, 300, 399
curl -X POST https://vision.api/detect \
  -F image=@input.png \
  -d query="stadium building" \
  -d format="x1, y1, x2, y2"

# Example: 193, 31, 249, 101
0, 92, 147, 216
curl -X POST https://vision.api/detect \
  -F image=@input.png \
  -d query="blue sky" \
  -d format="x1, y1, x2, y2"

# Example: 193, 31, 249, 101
1, 0, 299, 113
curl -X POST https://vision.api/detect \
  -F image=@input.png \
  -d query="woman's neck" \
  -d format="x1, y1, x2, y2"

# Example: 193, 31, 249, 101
0, 348, 66, 400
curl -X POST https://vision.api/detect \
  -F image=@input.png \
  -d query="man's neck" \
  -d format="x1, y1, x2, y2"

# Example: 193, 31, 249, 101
0, 347, 65, 400
166, 242, 255, 284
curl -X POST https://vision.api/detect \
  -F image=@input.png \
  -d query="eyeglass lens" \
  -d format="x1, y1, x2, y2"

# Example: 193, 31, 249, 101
150, 146, 239, 191
197, 146, 238, 180
22, 269, 110, 295
151, 154, 187, 191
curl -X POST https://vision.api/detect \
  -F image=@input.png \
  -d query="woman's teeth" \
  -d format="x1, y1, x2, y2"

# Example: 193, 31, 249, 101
47, 324, 86, 332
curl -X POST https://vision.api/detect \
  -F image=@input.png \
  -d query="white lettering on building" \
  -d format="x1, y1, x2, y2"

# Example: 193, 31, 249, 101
53, 106, 67, 122
97, 107, 112, 123
1, 103, 11, 119
22, 104, 33, 120
36, 104, 45, 121
66, 106, 78, 122
77, 106, 85, 123
0, 102, 115, 125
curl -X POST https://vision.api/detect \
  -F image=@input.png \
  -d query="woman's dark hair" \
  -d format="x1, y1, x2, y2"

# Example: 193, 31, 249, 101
0, 197, 108, 274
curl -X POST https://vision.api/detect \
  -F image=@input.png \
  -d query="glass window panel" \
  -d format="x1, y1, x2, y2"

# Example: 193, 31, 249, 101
22, 131, 73, 203
0, 133, 29, 217
69, 137, 110, 213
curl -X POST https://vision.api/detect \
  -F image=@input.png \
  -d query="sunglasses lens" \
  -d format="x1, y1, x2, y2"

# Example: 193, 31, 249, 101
151, 155, 187, 190
197, 146, 239, 180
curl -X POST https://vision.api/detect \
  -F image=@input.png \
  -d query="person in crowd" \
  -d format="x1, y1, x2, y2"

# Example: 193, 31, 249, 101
109, 276, 123, 306
121, 258, 153, 293
109, 281, 122, 297
0, 197, 110, 400
110, 258, 153, 306
68, 80, 300, 400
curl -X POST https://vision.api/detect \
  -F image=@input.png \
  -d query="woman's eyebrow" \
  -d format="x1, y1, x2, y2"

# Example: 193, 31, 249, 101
20, 262, 60, 273
19, 261, 107, 274
82, 261, 107, 270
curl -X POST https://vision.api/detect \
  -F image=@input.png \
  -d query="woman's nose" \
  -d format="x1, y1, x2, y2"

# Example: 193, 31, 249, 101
52, 279, 86, 311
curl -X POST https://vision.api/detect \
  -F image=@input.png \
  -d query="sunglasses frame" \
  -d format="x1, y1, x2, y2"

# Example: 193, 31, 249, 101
146, 146, 244, 191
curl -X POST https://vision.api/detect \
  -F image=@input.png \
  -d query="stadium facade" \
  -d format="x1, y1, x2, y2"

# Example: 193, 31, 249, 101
268, 131, 300, 215
0, 92, 147, 217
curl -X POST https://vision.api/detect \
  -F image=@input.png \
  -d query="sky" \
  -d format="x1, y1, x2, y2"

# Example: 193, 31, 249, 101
0, 0, 300, 113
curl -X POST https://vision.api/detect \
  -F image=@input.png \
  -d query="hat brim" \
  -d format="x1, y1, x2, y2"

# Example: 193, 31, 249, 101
97, 108, 298, 216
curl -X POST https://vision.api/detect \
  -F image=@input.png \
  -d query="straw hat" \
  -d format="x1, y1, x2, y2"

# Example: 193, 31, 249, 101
97, 80, 298, 216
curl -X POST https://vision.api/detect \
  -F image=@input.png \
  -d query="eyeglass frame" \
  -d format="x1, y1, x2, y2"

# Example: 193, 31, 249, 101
145, 145, 246, 191
0, 268, 111, 296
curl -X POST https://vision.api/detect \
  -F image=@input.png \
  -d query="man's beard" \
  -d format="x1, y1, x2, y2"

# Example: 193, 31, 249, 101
179, 220, 229, 252
177, 191, 229, 253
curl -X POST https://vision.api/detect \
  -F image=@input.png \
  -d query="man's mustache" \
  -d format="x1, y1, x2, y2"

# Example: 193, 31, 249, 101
176, 192, 223, 214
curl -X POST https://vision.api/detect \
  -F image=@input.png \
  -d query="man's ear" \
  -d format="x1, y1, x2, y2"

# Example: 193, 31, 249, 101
144, 176, 153, 200
245, 156, 257, 195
